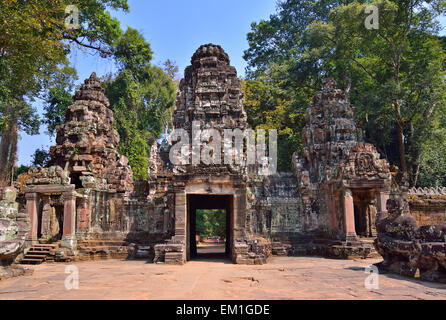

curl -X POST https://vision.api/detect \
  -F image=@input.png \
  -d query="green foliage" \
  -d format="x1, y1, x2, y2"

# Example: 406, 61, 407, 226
244, 0, 354, 76
244, 0, 446, 186
31, 147, 51, 167
105, 28, 176, 181
243, 0, 348, 171
0, 0, 129, 186
14, 165, 30, 180
196, 210, 226, 238
113, 27, 152, 74
43, 69, 78, 137
242, 68, 307, 170
302, 0, 446, 186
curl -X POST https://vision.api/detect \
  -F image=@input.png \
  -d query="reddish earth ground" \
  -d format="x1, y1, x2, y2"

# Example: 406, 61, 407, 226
0, 255, 446, 300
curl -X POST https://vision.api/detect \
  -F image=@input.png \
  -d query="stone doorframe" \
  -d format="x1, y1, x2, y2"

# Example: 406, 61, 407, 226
24, 184, 79, 249
341, 183, 390, 241
172, 176, 247, 263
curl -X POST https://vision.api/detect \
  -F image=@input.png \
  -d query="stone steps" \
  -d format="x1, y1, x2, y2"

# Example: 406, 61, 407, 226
20, 242, 59, 265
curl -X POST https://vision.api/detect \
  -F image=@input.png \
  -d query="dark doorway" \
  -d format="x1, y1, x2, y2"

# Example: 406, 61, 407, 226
354, 203, 367, 237
353, 190, 377, 238
187, 194, 233, 261
70, 172, 83, 189
37, 200, 43, 239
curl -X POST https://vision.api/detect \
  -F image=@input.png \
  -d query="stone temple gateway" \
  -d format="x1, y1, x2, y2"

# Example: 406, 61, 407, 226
9, 44, 399, 266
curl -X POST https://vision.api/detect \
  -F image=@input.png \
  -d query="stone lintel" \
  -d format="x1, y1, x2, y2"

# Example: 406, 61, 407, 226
24, 184, 75, 195
344, 178, 389, 190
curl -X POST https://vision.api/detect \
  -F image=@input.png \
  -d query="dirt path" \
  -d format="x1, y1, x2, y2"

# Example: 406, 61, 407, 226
0, 256, 445, 300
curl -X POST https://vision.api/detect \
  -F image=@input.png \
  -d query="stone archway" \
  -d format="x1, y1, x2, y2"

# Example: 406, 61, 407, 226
350, 189, 379, 238
187, 194, 233, 260
164, 176, 249, 264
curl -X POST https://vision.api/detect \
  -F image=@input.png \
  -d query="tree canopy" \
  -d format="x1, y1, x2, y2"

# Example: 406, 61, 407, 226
3, 4, 176, 183
196, 210, 226, 238
105, 28, 176, 181
0, 0, 129, 187
243, 0, 446, 186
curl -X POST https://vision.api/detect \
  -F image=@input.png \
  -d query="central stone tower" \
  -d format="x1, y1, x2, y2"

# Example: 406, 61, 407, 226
153, 44, 270, 265
173, 43, 248, 130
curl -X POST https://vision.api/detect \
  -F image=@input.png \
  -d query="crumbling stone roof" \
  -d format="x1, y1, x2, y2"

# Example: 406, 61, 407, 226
293, 78, 390, 185
50, 73, 133, 193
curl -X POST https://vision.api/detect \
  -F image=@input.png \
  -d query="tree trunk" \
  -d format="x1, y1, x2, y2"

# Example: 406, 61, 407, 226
0, 121, 18, 188
412, 160, 420, 187
395, 103, 408, 182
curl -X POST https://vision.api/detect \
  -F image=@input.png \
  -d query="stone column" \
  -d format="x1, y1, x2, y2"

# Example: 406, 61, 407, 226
173, 188, 186, 262
377, 191, 390, 215
233, 188, 245, 241
61, 192, 77, 249
76, 196, 90, 237
368, 203, 378, 237
343, 189, 357, 241
39, 196, 53, 241
25, 192, 38, 246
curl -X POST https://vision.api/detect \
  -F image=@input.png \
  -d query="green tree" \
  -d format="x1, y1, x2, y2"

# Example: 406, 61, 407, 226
31, 147, 51, 167
105, 28, 176, 180
196, 210, 226, 238
244, 0, 446, 186
244, 0, 354, 76
243, 0, 350, 170
0, 0, 129, 187
43, 68, 78, 137
242, 68, 307, 170
303, 0, 446, 185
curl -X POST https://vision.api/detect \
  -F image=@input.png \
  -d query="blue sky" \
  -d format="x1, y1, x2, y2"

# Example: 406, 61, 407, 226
16, 0, 446, 166
17, 0, 278, 166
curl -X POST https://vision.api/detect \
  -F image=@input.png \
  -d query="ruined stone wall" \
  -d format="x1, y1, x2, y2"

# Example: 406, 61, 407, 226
0, 187, 30, 279
50, 73, 133, 194
0, 188, 29, 263
375, 194, 446, 283
83, 189, 173, 242
247, 173, 303, 236
292, 78, 391, 239
409, 188, 446, 226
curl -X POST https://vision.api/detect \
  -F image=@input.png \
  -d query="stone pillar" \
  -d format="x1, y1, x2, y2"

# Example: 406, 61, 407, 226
39, 201, 51, 241
377, 191, 390, 215
173, 188, 186, 263
61, 192, 77, 249
25, 193, 39, 246
343, 189, 357, 241
76, 196, 90, 237
368, 203, 378, 237
233, 188, 245, 241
